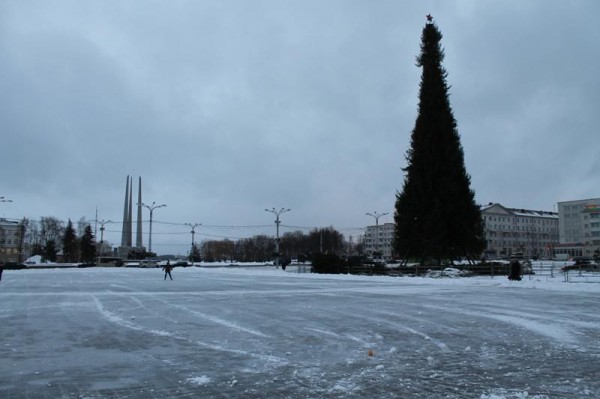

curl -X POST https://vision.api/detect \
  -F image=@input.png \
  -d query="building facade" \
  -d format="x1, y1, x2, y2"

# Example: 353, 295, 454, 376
364, 203, 561, 261
481, 203, 558, 259
364, 222, 394, 259
0, 218, 24, 263
556, 198, 600, 259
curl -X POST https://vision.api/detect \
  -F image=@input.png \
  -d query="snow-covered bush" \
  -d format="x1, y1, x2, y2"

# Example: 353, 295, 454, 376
425, 267, 472, 278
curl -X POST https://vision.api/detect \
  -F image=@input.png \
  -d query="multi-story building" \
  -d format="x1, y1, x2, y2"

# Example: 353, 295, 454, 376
365, 203, 561, 260
364, 222, 394, 259
481, 203, 558, 259
556, 198, 600, 259
0, 218, 25, 263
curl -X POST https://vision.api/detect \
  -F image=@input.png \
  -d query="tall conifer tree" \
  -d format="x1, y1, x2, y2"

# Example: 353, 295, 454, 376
394, 16, 485, 264
80, 225, 97, 263
62, 219, 78, 263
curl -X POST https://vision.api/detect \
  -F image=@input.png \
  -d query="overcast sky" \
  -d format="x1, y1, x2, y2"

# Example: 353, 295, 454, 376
1, 1, 599, 255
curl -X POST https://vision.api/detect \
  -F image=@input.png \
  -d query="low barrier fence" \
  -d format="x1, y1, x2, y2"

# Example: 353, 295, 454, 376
347, 260, 600, 283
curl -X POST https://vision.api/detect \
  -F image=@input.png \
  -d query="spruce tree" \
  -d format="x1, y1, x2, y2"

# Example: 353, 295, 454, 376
80, 225, 97, 263
189, 243, 202, 262
43, 239, 58, 262
394, 16, 485, 265
62, 219, 78, 263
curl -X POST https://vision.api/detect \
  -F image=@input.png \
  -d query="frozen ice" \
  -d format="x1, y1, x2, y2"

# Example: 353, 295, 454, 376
1, 266, 599, 398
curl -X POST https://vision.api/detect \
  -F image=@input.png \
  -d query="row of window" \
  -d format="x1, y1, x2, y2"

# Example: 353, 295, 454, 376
484, 216, 555, 225
486, 224, 556, 232
579, 214, 600, 220
0, 231, 21, 238
585, 222, 600, 228
487, 238, 554, 244
364, 243, 391, 249
486, 231, 555, 239
486, 240, 551, 249
0, 247, 19, 255
562, 204, 589, 211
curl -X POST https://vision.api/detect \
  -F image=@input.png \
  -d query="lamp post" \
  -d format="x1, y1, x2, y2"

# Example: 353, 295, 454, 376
185, 223, 201, 247
97, 219, 113, 256
140, 201, 166, 253
366, 211, 389, 260
265, 207, 290, 266
185, 223, 201, 264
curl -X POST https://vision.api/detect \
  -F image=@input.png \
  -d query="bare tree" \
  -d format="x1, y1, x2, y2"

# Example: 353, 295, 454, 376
40, 216, 65, 245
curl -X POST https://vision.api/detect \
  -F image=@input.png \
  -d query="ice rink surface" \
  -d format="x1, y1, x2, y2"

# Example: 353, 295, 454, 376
1, 267, 600, 398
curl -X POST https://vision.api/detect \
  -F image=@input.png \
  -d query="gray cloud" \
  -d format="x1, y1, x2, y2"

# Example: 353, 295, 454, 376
1, 0, 599, 254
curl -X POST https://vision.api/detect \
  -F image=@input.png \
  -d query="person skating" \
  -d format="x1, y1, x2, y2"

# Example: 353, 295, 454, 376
163, 260, 173, 280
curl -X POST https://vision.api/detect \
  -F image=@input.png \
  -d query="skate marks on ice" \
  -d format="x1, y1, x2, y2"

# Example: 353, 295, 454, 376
420, 302, 585, 348
90, 294, 286, 365
4, 269, 600, 398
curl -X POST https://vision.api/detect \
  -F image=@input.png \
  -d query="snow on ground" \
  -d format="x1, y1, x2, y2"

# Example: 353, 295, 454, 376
1, 266, 600, 398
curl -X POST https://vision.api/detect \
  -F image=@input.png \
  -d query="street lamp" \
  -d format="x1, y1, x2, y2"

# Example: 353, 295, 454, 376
139, 201, 166, 253
185, 222, 201, 247
97, 219, 113, 256
265, 207, 291, 266
185, 222, 201, 263
366, 211, 389, 260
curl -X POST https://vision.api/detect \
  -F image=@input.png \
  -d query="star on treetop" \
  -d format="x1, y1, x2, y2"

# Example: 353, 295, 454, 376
426, 14, 433, 23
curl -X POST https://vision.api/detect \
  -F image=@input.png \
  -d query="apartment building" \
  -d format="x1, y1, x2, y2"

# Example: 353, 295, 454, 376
364, 203, 561, 260
481, 203, 558, 259
556, 198, 600, 258
364, 222, 394, 259
0, 218, 25, 263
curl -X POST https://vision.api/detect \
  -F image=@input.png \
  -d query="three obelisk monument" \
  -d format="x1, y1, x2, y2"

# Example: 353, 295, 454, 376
118, 176, 145, 258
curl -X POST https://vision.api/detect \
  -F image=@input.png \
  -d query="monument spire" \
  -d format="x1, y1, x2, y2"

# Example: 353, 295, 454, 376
136, 177, 143, 248
127, 177, 133, 247
120, 175, 130, 247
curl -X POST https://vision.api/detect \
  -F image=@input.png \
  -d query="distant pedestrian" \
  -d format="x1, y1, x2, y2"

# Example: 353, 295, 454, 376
163, 260, 173, 280
508, 259, 522, 281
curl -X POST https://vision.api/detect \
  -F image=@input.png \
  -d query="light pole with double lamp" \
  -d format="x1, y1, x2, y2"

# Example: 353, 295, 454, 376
265, 207, 290, 266
97, 219, 113, 256
366, 211, 388, 260
139, 202, 166, 253
185, 222, 201, 262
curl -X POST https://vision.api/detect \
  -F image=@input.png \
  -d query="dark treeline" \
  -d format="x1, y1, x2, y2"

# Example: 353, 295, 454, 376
198, 227, 360, 263
22, 216, 97, 263
19, 217, 363, 264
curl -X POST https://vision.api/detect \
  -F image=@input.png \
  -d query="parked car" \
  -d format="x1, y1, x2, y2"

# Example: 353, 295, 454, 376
521, 259, 533, 274
139, 260, 158, 268
562, 258, 600, 272
173, 260, 190, 267
1, 261, 27, 270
